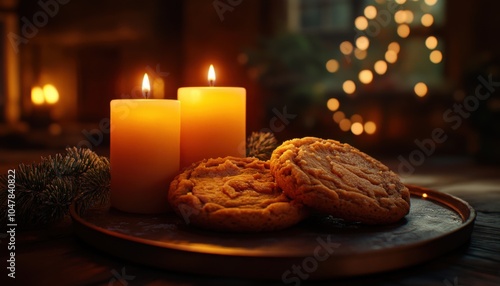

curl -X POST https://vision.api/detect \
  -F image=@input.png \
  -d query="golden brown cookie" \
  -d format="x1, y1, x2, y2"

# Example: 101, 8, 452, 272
168, 156, 307, 232
270, 137, 410, 224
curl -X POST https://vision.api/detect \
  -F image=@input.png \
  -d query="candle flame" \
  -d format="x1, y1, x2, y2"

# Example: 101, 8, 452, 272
208, 65, 216, 86
142, 73, 150, 98
31, 86, 45, 105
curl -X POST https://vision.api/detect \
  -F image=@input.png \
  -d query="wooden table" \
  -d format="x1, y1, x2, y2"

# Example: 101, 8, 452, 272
1, 154, 499, 286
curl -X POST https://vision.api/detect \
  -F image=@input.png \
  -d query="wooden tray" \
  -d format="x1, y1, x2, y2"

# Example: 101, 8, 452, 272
70, 185, 475, 280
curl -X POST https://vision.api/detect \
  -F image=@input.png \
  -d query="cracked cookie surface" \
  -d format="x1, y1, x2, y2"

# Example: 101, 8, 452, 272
168, 156, 307, 232
270, 137, 410, 224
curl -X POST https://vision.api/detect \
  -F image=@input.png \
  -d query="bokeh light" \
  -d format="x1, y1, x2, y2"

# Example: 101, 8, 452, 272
364, 5, 377, 19
394, 10, 407, 24
421, 14, 434, 27
326, 59, 339, 73
339, 118, 352, 132
31, 86, 44, 105
385, 50, 398, 63
425, 0, 438, 6
388, 42, 401, 53
374, 60, 388, 75
430, 50, 443, 63
425, 36, 438, 49
414, 82, 428, 97
358, 70, 373, 84
43, 84, 59, 104
351, 114, 363, 123
364, 121, 377, 134
356, 36, 370, 50
327, 98, 340, 111
343, 80, 356, 94
351, 122, 364, 135
340, 41, 354, 55
355, 16, 369, 30
397, 24, 410, 38
333, 111, 345, 123
354, 48, 367, 60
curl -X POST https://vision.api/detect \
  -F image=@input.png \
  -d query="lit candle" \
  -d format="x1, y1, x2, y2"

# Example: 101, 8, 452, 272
178, 65, 246, 168
110, 73, 180, 214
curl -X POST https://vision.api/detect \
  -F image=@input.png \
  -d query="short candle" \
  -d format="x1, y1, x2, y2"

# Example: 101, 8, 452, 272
110, 73, 180, 214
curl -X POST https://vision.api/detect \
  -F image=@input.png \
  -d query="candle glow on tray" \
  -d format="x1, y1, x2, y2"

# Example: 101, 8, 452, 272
178, 65, 246, 168
110, 73, 180, 214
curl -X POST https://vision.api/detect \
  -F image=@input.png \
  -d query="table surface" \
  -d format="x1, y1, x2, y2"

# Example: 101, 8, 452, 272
0, 152, 499, 286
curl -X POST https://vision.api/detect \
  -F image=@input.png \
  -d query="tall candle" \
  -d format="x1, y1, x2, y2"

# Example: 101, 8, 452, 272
111, 73, 180, 214
178, 65, 246, 168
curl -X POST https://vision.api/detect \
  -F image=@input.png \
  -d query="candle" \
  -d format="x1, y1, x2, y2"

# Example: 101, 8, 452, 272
110, 73, 180, 214
178, 65, 246, 168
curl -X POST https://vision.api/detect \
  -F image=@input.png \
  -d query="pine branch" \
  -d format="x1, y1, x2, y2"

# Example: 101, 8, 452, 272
0, 147, 110, 228
246, 131, 279, 160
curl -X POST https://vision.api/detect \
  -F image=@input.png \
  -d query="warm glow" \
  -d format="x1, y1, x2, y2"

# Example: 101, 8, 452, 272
364, 121, 377, 134
397, 24, 410, 38
374, 60, 388, 75
339, 118, 351, 132
422, 193, 428, 198
414, 82, 428, 97
327, 98, 340, 111
326, 59, 339, 73
385, 50, 398, 63
342, 80, 356, 94
354, 48, 367, 60
421, 14, 434, 27
358, 70, 373, 84
364, 5, 377, 19
43, 84, 59, 104
356, 36, 370, 50
388, 42, 401, 53
142, 73, 150, 98
351, 122, 364, 135
424, 0, 437, 6
333, 111, 345, 123
340, 41, 354, 55
430, 50, 443, 63
31, 86, 44, 105
395, 0, 406, 4
394, 10, 407, 24
350, 114, 363, 123
208, 65, 216, 85
355, 16, 369, 30
404, 10, 414, 23
425, 36, 438, 49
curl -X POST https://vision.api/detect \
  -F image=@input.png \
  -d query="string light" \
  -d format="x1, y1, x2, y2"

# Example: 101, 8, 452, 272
356, 36, 370, 50
351, 122, 364, 135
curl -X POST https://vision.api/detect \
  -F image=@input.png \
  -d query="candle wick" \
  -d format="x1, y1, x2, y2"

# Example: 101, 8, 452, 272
209, 79, 215, 87
143, 91, 149, 99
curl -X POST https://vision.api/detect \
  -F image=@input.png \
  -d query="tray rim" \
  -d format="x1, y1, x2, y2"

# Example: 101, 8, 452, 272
70, 184, 476, 279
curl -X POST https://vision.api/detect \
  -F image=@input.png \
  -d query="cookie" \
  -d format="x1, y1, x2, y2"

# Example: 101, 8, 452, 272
270, 137, 410, 224
168, 156, 307, 232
